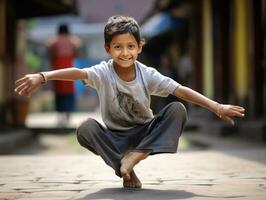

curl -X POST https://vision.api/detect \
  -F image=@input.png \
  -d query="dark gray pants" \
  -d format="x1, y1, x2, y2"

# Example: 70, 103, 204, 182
76, 102, 187, 177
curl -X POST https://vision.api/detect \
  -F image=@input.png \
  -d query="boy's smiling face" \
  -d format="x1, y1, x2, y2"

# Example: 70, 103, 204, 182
105, 33, 143, 69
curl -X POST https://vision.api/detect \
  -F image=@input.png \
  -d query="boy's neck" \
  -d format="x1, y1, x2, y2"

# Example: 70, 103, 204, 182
113, 62, 136, 82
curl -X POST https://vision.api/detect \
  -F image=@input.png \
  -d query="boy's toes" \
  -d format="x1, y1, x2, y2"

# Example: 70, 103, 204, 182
123, 180, 132, 188
122, 170, 142, 189
123, 181, 132, 189
135, 182, 142, 188
123, 181, 128, 188
123, 181, 142, 189
121, 172, 131, 181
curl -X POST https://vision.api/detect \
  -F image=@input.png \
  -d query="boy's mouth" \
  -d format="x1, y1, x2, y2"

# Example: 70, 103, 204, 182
119, 57, 132, 61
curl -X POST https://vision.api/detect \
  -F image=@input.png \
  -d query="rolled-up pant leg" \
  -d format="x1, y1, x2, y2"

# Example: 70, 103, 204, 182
76, 118, 123, 177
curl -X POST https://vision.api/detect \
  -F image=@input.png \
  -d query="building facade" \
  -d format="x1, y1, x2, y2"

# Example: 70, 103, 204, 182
141, 0, 265, 140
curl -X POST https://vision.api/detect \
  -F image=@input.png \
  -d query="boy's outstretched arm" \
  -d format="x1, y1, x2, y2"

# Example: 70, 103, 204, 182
173, 85, 245, 125
14, 68, 87, 97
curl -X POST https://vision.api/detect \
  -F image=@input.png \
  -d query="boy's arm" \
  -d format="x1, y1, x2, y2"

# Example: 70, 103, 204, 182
173, 85, 245, 125
15, 68, 87, 97
43, 68, 87, 81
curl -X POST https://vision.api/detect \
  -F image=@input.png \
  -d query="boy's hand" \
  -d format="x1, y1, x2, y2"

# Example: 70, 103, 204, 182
216, 104, 245, 125
14, 73, 44, 97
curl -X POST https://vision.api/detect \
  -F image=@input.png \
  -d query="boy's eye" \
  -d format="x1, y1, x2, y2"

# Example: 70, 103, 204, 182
114, 45, 121, 49
128, 44, 135, 49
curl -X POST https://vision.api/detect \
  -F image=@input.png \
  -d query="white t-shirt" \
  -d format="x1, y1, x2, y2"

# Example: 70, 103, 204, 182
83, 59, 180, 130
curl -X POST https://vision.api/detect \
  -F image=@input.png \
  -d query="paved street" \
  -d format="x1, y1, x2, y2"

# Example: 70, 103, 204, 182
0, 112, 266, 200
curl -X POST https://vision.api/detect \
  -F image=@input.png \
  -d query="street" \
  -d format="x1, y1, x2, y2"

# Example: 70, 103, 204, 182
0, 112, 265, 200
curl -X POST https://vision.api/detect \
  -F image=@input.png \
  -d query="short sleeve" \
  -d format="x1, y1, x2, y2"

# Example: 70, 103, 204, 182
82, 61, 107, 90
146, 67, 180, 97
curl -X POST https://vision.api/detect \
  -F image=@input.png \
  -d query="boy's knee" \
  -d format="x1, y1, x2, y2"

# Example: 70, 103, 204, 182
76, 118, 98, 140
168, 102, 188, 122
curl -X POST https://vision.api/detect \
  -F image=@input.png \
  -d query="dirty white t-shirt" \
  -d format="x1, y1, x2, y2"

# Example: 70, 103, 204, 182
83, 59, 180, 131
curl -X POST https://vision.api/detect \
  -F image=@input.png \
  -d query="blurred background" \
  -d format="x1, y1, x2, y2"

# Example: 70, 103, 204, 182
0, 0, 265, 154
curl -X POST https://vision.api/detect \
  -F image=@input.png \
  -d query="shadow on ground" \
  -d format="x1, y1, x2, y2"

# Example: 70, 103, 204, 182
78, 188, 195, 200
78, 188, 244, 200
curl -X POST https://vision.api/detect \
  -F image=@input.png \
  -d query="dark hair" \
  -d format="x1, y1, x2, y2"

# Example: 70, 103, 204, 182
58, 23, 69, 35
104, 15, 144, 46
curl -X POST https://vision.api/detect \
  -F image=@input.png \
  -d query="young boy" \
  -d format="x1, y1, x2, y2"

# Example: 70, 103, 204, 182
15, 15, 245, 189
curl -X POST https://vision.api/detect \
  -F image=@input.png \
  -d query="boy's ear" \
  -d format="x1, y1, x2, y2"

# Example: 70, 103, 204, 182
138, 41, 144, 54
104, 44, 110, 53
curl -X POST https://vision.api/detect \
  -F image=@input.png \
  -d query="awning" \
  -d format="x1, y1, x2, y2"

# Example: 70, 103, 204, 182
141, 12, 187, 38
10, 0, 77, 19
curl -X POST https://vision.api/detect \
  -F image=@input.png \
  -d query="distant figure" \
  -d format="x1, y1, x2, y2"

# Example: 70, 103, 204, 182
157, 54, 178, 110
48, 23, 81, 126
178, 51, 192, 88
178, 51, 193, 112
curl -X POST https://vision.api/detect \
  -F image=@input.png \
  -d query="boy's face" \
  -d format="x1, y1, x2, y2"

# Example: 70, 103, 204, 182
105, 33, 142, 69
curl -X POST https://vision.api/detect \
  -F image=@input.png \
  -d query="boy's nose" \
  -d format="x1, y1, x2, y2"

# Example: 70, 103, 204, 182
121, 48, 129, 56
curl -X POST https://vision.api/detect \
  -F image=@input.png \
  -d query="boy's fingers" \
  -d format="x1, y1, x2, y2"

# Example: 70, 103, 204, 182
232, 105, 245, 112
15, 81, 30, 93
18, 86, 29, 96
15, 76, 27, 86
19, 85, 30, 95
234, 107, 245, 112
15, 77, 24, 85
14, 83, 25, 93
230, 110, 245, 117
18, 83, 32, 96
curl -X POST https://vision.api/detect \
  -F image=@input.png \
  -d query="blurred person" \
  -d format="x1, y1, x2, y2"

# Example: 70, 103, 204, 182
157, 54, 178, 110
48, 23, 81, 126
178, 51, 193, 112
178, 51, 192, 88
15, 15, 245, 189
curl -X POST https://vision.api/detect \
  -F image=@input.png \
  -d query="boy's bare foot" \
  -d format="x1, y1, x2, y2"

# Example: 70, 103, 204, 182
123, 170, 142, 188
120, 151, 150, 182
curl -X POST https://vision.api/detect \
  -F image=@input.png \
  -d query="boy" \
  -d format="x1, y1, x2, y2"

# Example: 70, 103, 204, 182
15, 15, 245, 189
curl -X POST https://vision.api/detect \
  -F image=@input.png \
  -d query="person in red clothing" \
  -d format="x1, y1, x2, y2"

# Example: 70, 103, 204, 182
48, 23, 81, 126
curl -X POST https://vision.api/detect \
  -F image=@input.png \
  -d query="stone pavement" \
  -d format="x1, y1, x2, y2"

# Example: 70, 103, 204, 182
0, 111, 266, 199
0, 133, 266, 200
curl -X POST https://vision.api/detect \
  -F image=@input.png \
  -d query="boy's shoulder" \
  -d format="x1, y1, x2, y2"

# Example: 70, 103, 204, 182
84, 60, 111, 77
88, 60, 110, 70
136, 60, 157, 73
98, 60, 109, 67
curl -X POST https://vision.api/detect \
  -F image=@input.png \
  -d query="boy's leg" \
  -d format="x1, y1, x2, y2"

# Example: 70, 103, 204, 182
76, 118, 145, 188
76, 118, 122, 177
135, 101, 187, 154
120, 102, 187, 183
